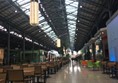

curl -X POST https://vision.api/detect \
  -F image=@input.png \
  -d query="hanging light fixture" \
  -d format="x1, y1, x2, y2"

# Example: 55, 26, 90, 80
30, 0, 39, 26
56, 38, 61, 47
63, 47, 66, 55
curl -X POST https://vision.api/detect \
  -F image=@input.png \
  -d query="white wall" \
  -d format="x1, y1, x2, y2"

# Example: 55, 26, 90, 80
107, 14, 118, 61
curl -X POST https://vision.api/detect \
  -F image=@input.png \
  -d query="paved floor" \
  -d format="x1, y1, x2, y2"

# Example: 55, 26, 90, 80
47, 61, 118, 83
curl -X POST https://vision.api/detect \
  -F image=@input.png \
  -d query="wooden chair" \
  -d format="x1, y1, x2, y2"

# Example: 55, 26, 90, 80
34, 65, 43, 82
0, 73, 6, 83
20, 64, 28, 69
7, 69, 30, 83
81, 60, 87, 67
87, 60, 94, 70
11, 65, 20, 69
49, 61, 56, 74
105, 62, 116, 74
101, 61, 107, 73
46, 62, 51, 75
0, 68, 3, 73
94, 61, 101, 70
41, 63, 47, 83
3, 66, 13, 73
111, 62, 118, 78
23, 66, 35, 83
28, 63, 34, 67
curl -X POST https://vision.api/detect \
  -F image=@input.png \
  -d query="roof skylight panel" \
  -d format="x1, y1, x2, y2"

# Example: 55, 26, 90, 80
21, 3, 30, 8
65, 0, 74, 4
67, 15, 75, 19
68, 21, 76, 24
66, 0, 78, 48
72, 11, 77, 15
19, 1, 30, 6
12, 0, 16, 1
44, 28, 52, 33
39, 16, 45, 21
66, 8, 77, 13
43, 25, 49, 29
12, 0, 58, 42
17, 0, 24, 3
39, 19, 45, 23
68, 24, 75, 27
71, 2, 78, 7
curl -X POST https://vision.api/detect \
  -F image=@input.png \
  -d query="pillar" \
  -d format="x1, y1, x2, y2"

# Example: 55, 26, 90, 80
7, 25, 10, 65
92, 43, 96, 61
22, 33, 25, 63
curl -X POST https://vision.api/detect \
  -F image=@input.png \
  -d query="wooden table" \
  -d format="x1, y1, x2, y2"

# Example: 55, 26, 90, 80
24, 70, 34, 76
0, 79, 5, 83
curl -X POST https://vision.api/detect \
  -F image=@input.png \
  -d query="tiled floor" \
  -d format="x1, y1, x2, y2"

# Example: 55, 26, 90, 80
47, 61, 118, 83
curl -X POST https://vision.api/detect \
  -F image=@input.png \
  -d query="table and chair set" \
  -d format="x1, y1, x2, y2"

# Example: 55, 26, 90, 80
80, 60, 101, 70
0, 59, 70, 83
101, 61, 118, 79
80, 60, 118, 79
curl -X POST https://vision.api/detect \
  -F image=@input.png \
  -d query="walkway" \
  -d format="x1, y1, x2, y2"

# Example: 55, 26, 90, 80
47, 61, 118, 83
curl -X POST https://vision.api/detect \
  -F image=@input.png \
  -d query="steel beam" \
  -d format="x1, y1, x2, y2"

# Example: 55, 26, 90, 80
83, 0, 104, 8
0, 5, 11, 13
79, 22, 91, 27
80, 8, 99, 16
29, 29, 39, 35
79, 15, 94, 22
77, 28, 90, 33
79, 13, 95, 19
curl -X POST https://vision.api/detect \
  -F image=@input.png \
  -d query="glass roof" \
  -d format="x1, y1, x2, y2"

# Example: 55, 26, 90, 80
65, 0, 78, 48
12, 0, 57, 42
12, 0, 79, 48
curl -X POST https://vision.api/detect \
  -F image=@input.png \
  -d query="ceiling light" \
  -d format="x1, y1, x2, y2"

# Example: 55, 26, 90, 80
30, 0, 39, 26
56, 38, 61, 47
80, 5, 82, 8
78, 20, 80, 22
15, 10, 17, 13
102, 32, 104, 34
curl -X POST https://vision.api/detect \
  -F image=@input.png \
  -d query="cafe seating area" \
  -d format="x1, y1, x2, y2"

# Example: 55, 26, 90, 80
101, 61, 118, 79
0, 58, 70, 83
80, 60, 118, 80
0, 0, 118, 83
80, 60, 101, 70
